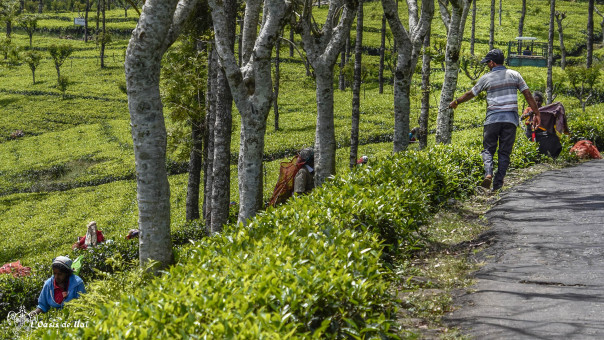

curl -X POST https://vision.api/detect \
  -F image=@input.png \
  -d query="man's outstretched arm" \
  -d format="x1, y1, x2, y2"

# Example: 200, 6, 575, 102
522, 89, 541, 127
449, 90, 475, 109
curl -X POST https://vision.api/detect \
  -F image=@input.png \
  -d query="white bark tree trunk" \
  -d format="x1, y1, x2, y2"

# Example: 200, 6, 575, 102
435, 0, 471, 145
209, 0, 289, 224
125, 0, 198, 270
382, 0, 433, 153
547, 0, 555, 104
298, 0, 358, 186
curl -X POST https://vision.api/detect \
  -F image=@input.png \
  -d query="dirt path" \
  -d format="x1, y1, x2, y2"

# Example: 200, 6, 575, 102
446, 159, 604, 339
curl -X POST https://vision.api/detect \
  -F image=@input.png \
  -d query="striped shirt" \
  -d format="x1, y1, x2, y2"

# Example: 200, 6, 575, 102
472, 66, 529, 126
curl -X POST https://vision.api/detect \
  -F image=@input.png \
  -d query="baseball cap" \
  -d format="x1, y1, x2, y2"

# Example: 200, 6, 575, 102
480, 49, 505, 64
52, 256, 73, 273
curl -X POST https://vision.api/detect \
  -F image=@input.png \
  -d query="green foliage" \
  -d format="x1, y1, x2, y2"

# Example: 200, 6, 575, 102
0, 272, 45, 321
18, 14, 38, 47
23, 49, 41, 84
48, 43, 73, 83
565, 65, 602, 112
57, 75, 69, 98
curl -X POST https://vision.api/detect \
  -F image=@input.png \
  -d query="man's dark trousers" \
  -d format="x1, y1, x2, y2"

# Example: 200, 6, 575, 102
482, 122, 517, 190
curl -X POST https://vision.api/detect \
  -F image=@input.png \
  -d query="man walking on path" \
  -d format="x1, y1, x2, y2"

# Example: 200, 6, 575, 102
449, 49, 541, 192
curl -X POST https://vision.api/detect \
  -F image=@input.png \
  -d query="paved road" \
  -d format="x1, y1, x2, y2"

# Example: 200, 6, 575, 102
446, 159, 604, 339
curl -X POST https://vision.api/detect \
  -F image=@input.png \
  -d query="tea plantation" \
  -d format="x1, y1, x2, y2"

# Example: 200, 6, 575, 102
0, 0, 603, 338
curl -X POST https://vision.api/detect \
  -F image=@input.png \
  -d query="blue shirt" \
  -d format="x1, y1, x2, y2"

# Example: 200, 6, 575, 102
37, 274, 86, 312
472, 65, 529, 126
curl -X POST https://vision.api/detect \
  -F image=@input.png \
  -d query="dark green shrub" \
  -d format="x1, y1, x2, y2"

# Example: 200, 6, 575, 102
0, 273, 44, 321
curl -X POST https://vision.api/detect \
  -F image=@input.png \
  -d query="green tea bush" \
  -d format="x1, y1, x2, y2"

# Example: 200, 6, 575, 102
0, 273, 45, 321
32, 142, 553, 339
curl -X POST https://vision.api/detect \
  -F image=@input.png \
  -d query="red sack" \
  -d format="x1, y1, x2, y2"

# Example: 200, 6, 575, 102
570, 140, 602, 159
0, 261, 31, 277
269, 156, 304, 207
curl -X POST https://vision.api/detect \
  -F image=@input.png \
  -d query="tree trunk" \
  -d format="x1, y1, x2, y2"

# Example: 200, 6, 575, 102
382, 0, 433, 152
125, 0, 198, 271
85, 0, 90, 43
298, 0, 358, 187
210, 67, 233, 233
350, 0, 363, 169
489, 0, 495, 50
379, 15, 386, 93
274, 33, 281, 131
419, 29, 431, 150
186, 117, 204, 221
547, 0, 555, 104
435, 0, 471, 145
519, 0, 526, 37
555, 12, 566, 70
38, 0, 43, 13
101, 0, 106, 68
6, 21, 11, 38
339, 46, 346, 90
289, 26, 294, 57
209, 0, 236, 233
210, 0, 289, 224
470, 0, 476, 56
498, 0, 502, 26
315, 66, 337, 183
587, 0, 594, 68
203, 48, 217, 226
96, 0, 100, 45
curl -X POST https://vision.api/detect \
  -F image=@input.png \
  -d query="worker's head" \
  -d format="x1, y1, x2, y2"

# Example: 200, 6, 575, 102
481, 49, 505, 69
52, 256, 73, 285
298, 147, 314, 167
533, 91, 544, 107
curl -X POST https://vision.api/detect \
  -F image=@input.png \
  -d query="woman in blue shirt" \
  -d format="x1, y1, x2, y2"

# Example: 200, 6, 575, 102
30, 256, 86, 316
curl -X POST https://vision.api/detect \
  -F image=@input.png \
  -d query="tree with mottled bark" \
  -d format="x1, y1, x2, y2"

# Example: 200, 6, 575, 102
379, 16, 386, 93
555, 11, 566, 70
206, 0, 236, 233
124, 0, 198, 270
203, 48, 217, 226
273, 31, 282, 131
547, 0, 555, 104
100, 0, 107, 68
435, 0, 471, 145
84, 0, 90, 42
587, 0, 594, 68
209, 0, 290, 224
339, 42, 347, 90
350, 0, 363, 169
470, 0, 475, 55
382, 0, 433, 153
297, 0, 358, 186
489, 0, 495, 50
419, 25, 431, 150
498, 0, 501, 26
519, 0, 526, 37
596, 7, 604, 45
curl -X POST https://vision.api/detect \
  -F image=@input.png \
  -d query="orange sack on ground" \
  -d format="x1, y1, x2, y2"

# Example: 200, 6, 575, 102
570, 140, 602, 159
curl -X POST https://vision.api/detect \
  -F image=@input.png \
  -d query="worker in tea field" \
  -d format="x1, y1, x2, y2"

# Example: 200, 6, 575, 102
29, 256, 86, 316
449, 49, 541, 192
294, 147, 315, 195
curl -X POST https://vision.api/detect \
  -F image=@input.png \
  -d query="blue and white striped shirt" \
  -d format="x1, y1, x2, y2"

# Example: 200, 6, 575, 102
472, 66, 529, 126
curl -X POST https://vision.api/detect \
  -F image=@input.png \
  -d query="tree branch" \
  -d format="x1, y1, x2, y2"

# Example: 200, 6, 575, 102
242, 0, 262, 65
164, 0, 199, 51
